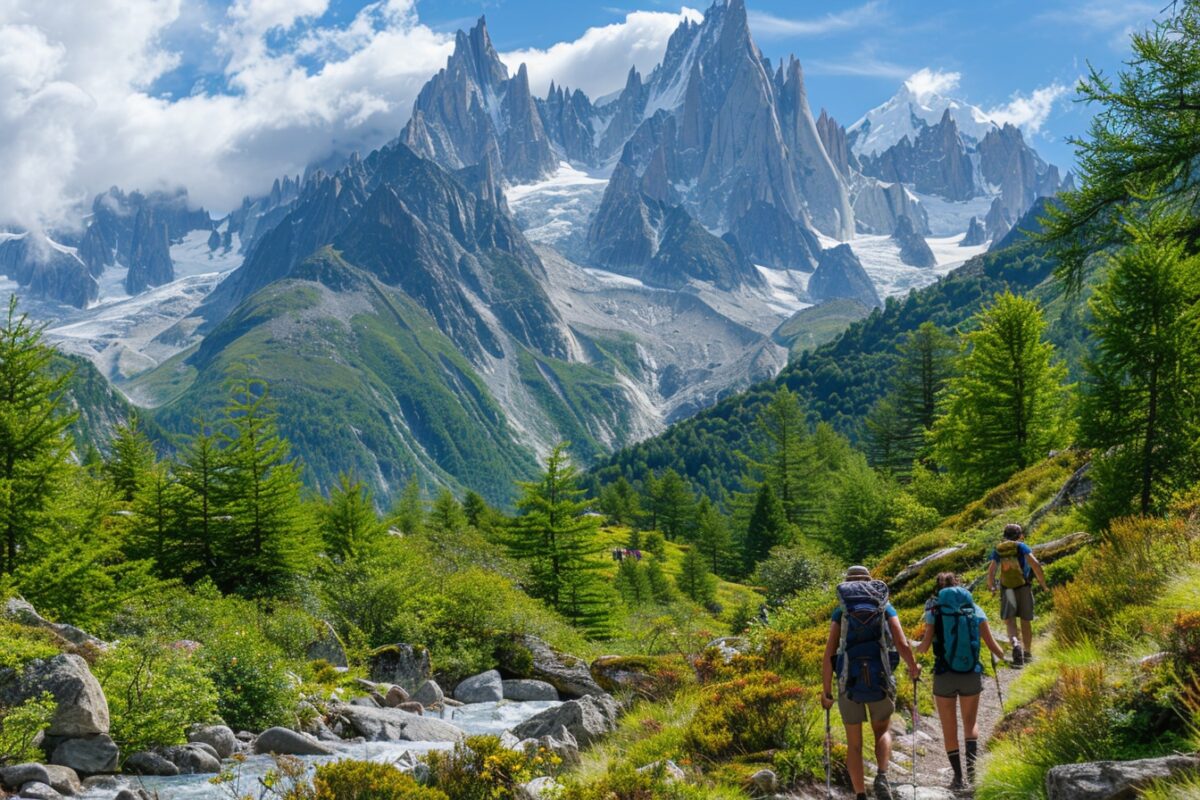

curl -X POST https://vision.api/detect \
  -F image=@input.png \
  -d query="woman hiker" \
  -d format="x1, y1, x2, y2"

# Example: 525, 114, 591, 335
915, 571, 1008, 791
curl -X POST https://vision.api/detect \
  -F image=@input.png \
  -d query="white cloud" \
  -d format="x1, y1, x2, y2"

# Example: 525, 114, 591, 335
0, 0, 688, 233
986, 82, 1069, 135
903, 67, 960, 102
747, 1, 884, 39
501, 8, 700, 98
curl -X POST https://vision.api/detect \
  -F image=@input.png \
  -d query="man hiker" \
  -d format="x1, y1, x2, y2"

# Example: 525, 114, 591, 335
986, 523, 1048, 666
915, 572, 1008, 791
821, 565, 921, 800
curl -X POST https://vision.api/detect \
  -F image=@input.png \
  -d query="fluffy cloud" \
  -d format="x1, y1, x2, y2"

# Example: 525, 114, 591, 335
987, 83, 1069, 135
0, 0, 689, 232
904, 67, 961, 103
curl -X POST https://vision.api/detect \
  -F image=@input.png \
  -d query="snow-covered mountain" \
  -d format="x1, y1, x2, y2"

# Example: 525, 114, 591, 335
848, 73, 1000, 157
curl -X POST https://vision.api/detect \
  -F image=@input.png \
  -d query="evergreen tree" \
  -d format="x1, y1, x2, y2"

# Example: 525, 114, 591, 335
462, 490, 491, 530
676, 545, 717, 606
750, 387, 817, 526
598, 476, 641, 528
217, 374, 310, 597
172, 418, 226, 582
506, 443, 611, 634
0, 298, 76, 575
651, 468, 695, 540
429, 488, 467, 533
1081, 208, 1200, 519
643, 555, 676, 604
694, 496, 735, 578
392, 476, 425, 535
321, 474, 383, 562
825, 456, 895, 563
614, 557, 652, 607
931, 293, 1072, 494
128, 462, 179, 566
742, 483, 790, 571
639, 471, 660, 531
106, 417, 156, 502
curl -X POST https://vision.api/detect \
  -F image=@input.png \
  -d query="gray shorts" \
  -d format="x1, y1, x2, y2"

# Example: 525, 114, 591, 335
1000, 584, 1035, 621
933, 670, 984, 698
838, 692, 895, 725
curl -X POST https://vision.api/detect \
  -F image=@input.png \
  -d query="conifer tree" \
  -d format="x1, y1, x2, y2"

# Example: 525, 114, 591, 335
694, 496, 735, 578
614, 557, 652, 607
321, 474, 383, 562
506, 443, 611, 634
172, 418, 226, 582
0, 297, 76, 575
1081, 207, 1200, 519
392, 476, 425, 535
429, 488, 467, 533
643, 555, 676, 604
742, 483, 790, 571
106, 417, 156, 502
750, 387, 820, 527
931, 293, 1071, 494
462, 490, 491, 530
598, 476, 641, 528
676, 545, 717, 606
651, 468, 695, 540
128, 462, 180, 566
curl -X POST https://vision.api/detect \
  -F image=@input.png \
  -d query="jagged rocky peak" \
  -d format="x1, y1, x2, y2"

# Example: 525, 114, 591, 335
0, 233, 99, 309
891, 214, 936, 268
809, 244, 881, 308
540, 82, 597, 165
962, 216, 987, 246
400, 16, 555, 183
816, 109, 856, 176
851, 177, 929, 236
985, 196, 1014, 244
125, 207, 174, 294
978, 122, 1064, 220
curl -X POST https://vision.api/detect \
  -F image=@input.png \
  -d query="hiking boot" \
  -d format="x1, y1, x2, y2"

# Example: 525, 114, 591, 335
873, 773, 893, 800
948, 775, 966, 793
1011, 644, 1025, 668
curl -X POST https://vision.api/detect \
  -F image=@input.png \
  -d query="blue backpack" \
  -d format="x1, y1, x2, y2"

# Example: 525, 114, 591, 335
834, 580, 899, 703
932, 586, 982, 674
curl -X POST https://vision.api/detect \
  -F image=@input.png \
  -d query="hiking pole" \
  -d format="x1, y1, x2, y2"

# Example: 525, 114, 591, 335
911, 676, 920, 792
990, 651, 1005, 707
824, 706, 833, 800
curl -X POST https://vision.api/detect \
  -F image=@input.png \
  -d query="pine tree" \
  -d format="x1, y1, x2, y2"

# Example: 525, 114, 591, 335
321, 474, 383, 562
218, 374, 310, 597
1081, 207, 1200, 518
651, 468, 695, 540
598, 476, 641, 528
128, 462, 180, 566
429, 488, 467, 533
0, 297, 76, 575
750, 387, 820, 527
613, 557, 652, 607
506, 443, 611, 634
825, 456, 895, 562
742, 483, 790, 571
392, 476, 425, 535
171, 418, 226, 582
105, 417, 156, 502
694, 496, 735, 578
462, 490, 491, 530
643, 555, 676, 604
931, 293, 1072, 494
676, 545, 717, 606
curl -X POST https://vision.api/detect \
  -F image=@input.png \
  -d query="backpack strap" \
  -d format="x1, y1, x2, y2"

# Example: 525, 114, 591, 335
836, 596, 850, 697
878, 605, 895, 698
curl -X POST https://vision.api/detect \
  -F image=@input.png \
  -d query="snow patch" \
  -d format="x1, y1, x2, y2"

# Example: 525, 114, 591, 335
817, 232, 982, 301
582, 268, 645, 288
754, 265, 811, 315
915, 193, 996, 237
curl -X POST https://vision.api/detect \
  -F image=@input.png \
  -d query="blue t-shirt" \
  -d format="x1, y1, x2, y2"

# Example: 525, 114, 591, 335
832, 603, 898, 624
991, 541, 1033, 579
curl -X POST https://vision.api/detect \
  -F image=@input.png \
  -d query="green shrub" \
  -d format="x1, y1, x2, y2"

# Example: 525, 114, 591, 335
95, 638, 220, 755
752, 546, 828, 604
0, 692, 55, 765
424, 735, 557, 800
202, 626, 298, 732
310, 760, 448, 800
0, 620, 62, 671
684, 671, 817, 760
556, 763, 719, 800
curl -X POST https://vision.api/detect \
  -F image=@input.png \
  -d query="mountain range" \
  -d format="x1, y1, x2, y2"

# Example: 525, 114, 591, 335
0, 0, 1070, 504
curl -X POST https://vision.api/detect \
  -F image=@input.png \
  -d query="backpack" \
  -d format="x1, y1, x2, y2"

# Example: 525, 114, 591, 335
931, 586, 982, 674
995, 540, 1029, 589
834, 580, 899, 703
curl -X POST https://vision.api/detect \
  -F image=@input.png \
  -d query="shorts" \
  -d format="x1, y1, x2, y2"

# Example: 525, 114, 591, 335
932, 670, 983, 698
1000, 584, 1035, 621
838, 692, 895, 725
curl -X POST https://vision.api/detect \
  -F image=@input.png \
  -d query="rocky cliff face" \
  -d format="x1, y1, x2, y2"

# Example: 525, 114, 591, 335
808, 244, 880, 308
0, 235, 98, 309
891, 215, 936, 268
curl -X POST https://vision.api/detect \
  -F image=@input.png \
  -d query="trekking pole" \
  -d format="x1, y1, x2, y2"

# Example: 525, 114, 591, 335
824, 706, 833, 800
911, 676, 920, 791
990, 651, 1005, 707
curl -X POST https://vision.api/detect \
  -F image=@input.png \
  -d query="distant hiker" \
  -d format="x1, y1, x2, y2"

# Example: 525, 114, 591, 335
915, 572, 1008, 791
986, 522, 1048, 666
822, 565, 920, 800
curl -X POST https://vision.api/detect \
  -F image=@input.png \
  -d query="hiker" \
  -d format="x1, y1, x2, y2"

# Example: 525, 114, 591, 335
915, 572, 1008, 791
821, 565, 920, 800
986, 522, 1048, 666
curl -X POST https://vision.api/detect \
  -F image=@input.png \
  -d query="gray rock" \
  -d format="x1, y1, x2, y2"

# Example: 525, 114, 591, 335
499, 635, 605, 699
368, 645, 431, 693
0, 655, 110, 738
750, 768, 778, 793
1045, 755, 1200, 800
41, 766, 81, 796
1, 765, 51, 790
961, 216, 987, 246
350, 695, 380, 708
454, 670, 504, 704
123, 752, 179, 777
809, 244, 881, 309
155, 744, 220, 775
502, 679, 558, 702
305, 621, 348, 668
637, 760, 686, 783
333, 704, 465, 743
518, 725, 579, 768
412, 680, 443, 708
396, 702, 425, 716
187, 724, 238, 759
891, 215, 936, 268
18, 781, 61, 800
50, 734, 118, 775
384, 685, 409, 707
253, 727, 335, 757
80, 775, 122, 793
510, 693, 618, 747
517, 776, 560, 800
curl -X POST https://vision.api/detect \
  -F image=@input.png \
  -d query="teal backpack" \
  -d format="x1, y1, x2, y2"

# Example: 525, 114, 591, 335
932, 586, 982, 674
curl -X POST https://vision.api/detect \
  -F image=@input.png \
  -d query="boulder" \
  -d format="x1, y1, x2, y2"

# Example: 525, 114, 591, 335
454, 670, 503, 703
1, 655, 110, 737
396, 702, 425, 715
1045, 755, 1200, 800
750, 768, 778, 793
187, 724, 239, 759
155, 744, 220, 774
510, 693, 619, 747
384, 685, 410, 707
502, 679, 558, 702
412, 680, 444, 708
368, 645, 431, 693
253, 727, 335, 757
517, 726, 579, 768
590, 655, 687, 699
499, 635, 605, 699
305, 621, 348, 668
50, 734, 118, 775
518, 776, 560, 800
122, 752, 179, 777
18, 781, 61, 800
333, 704, 465, 743
41, 766, 81, 796
3, 598, 104, 650
1, 765, 51, 791
350, 696, 380, 708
